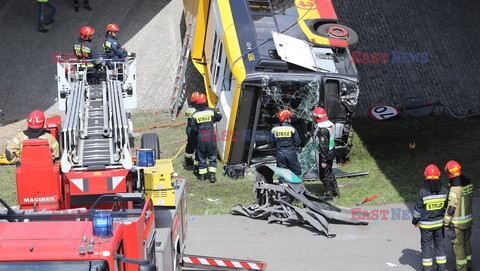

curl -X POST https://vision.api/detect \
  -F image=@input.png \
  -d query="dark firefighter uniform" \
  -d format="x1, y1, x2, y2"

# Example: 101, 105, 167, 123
184, 105, 197, 166
191, 107, 222, 181
103, 35, 133, 59
315, 120, 339, 197
73, 38, 102, 84
74, 38, 101, 68
6, 129, 59, 164
270, 123, 302, 176
412, 170, 448, 271
444, 174, 473, 271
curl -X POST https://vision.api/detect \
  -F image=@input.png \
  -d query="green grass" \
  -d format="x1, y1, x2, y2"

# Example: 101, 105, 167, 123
1, 112, 478, 214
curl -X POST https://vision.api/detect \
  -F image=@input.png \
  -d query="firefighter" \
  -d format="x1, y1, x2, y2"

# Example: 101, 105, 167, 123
5, 110, 59, 164
270, 109, 302, 177
73, 26, 102, 84
103, 24, 135, 60
312, 107, 339, 200
412, 164, 448, 271
191, 94, 222, 182
184, 92, 200, 168
443, 160, 473, 271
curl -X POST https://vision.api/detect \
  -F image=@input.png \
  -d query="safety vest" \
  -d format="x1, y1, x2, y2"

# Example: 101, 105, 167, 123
316, 120, 335, 150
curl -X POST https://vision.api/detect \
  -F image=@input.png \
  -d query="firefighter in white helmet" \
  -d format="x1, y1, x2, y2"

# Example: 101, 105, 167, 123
312, 107, 339, 200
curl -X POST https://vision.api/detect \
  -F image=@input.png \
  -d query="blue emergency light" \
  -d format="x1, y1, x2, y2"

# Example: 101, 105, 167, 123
92, 210, 113, 237
137, 149, 154, 167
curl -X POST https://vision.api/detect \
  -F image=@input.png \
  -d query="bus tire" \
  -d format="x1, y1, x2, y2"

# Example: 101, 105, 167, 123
316, 23, 358, 50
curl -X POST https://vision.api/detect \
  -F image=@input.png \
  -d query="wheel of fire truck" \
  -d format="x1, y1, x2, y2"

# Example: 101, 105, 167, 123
141, 133, 161, 159
177, 57, 205, 114
316, 23, 359, 50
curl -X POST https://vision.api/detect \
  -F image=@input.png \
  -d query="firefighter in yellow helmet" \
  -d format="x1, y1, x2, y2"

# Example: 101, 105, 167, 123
4, 110, 59, 164
443, 160, 473, 271
412, 164, 448, 271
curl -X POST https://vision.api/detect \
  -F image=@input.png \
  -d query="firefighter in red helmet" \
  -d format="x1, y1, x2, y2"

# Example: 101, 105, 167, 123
443, 160, 473, 271
270, 109, 302, 177
191, 94, 222, 182
412, 164, 448, 271
73, 26, 102, 84
312, 107, 339, 200
103, 24, 135, 59
184, 92, 201, 168
5, 110, 59, 164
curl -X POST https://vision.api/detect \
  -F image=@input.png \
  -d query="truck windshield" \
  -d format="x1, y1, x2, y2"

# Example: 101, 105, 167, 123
0, 260, 109, 271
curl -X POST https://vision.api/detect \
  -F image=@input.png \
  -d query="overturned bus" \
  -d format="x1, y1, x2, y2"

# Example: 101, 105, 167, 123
182, 0, 360, 177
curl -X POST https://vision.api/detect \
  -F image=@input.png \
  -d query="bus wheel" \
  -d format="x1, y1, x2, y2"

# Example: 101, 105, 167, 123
316, 23, 358, 50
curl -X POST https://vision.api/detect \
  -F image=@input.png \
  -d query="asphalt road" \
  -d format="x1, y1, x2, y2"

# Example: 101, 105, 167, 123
185, 200, 479, 271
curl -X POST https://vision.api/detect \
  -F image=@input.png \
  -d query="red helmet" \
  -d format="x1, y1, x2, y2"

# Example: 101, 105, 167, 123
424, 164, 440, 180
278, 109, 293, 122
444, 160, 462, 178
312, 107, 328, 123
106, 24, 119, 32
191, 92, 200, 103
27, 110, 45, 129
80, 26, 95, 40
196, 94, 207, 105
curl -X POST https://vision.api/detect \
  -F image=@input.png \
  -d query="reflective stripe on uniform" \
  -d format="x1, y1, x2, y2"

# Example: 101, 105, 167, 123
198, 168, 207, 174
423, 194, 447, 201
436, 256, 447, 264
452, 214, 473, 225
194, 111, 214, 123
413, 210, 421, 219
208, 166, 216, 173
13, 137, 20, 144
185, 108, 196, 118
466, 255, 472, 261
456, 259, 468, 265
419, 219, 443, 229
51, 141, 58, 148
422, 258, 433, 266
271, 126, 295, 138
185, 153, 194, 159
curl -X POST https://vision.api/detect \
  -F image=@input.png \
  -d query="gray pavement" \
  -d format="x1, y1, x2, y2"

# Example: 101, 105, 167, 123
185, 199, 479, 271
0, 0, 182, 125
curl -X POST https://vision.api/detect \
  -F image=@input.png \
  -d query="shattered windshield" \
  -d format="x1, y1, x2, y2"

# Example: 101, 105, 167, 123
249, 75, 320, 166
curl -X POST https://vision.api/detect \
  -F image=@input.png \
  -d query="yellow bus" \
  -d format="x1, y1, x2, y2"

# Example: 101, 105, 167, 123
182, 0, 360, 177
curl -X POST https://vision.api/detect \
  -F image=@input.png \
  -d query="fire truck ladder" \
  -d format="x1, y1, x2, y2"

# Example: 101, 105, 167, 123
60, 76, 132, 172
169, 16, 196, 120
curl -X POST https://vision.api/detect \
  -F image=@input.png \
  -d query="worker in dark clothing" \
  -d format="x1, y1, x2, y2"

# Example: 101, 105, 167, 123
443, 160, 473, 271
103, 24, 135, 60
412, 164, 448, 271
73, 0, 91, 12
37, 0, 56, 33
270, 109, 302, 177
5, 110, 59, 164
312, 107, 339, 200
191, 94, 222, 183
73, 26, 102, 84
184, 92, 200, 168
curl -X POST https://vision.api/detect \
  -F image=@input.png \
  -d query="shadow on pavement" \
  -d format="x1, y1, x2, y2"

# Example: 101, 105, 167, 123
0, 0, 173, 124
